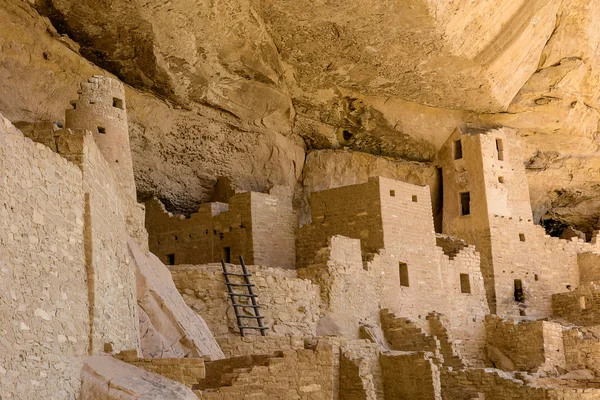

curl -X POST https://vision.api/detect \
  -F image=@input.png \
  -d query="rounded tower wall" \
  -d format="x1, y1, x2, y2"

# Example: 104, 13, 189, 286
65, 76, 136, 201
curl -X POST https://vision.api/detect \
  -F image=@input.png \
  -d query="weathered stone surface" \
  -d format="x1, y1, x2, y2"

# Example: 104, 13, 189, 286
130, 238, 225, 360
80, 356, 198, 400
0, 0, 305, 215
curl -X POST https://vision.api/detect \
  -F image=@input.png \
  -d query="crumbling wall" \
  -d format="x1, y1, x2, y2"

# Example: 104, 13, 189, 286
553, 282, 600, 326
171, 264, 319, 337
115, 351, 206, 387
380, 351, 441, 400
563, 328, 600, 374
0, 116, 89, 399
296, 178, 383, 268
484, 315, 565, 374
298, 235, 382, 338
146, 189, 296, 268
195, 342, 336, 399
339, 340, 384, 400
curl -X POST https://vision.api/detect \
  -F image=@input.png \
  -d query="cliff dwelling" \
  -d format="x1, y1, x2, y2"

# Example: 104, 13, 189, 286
3, 1, 600, 399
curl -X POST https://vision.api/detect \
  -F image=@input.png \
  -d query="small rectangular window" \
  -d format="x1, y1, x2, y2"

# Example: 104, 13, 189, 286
223, 247, 231, 263
399, 263, 409, 287
460, 273, 471, 294
412, 195, 418, 202
534, 274, 539, 281
113, 97, 124, 109
390, 190, 395, 197
97, 126, 106, 134
519, 233, 525, 242
498, 176, 505, 183
454, 140, 463, 160
496, 139, 504, 161
460, 192, 471, 216
167, 254, 175, 265
514, 279, 524, 302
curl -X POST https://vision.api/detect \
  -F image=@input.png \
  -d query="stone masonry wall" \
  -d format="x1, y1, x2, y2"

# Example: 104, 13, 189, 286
195, 342, 336, 400
0, 115, 89, 399
296, 178, 383, 268
298, 235, 382, 339
380, 351, 441, 400
553, 282, 600, 326
82, 134, 140, 354
171, 264, 319, 337
146, 188, 295, 268
484, 315, 565, 374
563, 328, 600, 374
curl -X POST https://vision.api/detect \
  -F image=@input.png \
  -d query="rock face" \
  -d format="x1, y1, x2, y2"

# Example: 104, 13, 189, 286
130, 239, 225, 360
80, 356, 198, 400
2, 0, 600, 232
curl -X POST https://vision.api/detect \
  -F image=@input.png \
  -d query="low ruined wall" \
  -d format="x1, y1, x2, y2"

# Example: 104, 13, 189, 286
553, 282, 600, 326
171, 264, 319, 337
563, 328, 600, 374
484, 315, 565, 373
115, 351, 206, 387
380, 351, 441, 400
196, 342, 336, 399
441, 368, 600, 400
0, 116, 89, 399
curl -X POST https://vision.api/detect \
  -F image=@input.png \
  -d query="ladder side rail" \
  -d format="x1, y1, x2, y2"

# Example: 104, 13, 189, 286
239, 256, 268, 336
221, 259, 246, 337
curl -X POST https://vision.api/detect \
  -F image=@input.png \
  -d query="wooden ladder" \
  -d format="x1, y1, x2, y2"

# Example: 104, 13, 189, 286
221, 256, 268, 337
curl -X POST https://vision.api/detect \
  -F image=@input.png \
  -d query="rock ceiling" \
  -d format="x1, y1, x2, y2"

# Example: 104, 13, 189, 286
2, 0, 600, 235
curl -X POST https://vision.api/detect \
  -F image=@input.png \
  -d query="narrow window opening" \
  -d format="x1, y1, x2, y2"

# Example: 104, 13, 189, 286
460, 273, 471, 294
97, 126, 106, 134
412, 195, 418, 202
498, 176, 505, 183
174, 235, 178, 241
223, 247, 231, 263
514, 279, 524, 302
579, 296, 587, 310
112, 97, 124, 109
496, 139, 504, 161
460, 192, 471, 216
519, 233, 526, 242
390, 190, 395, 197
167, 254, 175, 265
399, 262, 409, 287
534, 274, 539, 281
454, 139, 463, 160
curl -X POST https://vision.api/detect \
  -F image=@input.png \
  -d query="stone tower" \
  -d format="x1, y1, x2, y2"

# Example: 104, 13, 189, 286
438, 126, 534, 314
65, 75, 136, 202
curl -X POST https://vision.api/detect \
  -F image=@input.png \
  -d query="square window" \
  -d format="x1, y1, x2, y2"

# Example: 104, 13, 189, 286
498, 176, 505, 183
112, 97, 124, 109
412, 195, 418, 202
399, 263, 409, 287
519, 233, 525, 242
460, 273, 471, 294
97, 126, 106, 134
390, 190, 395, 197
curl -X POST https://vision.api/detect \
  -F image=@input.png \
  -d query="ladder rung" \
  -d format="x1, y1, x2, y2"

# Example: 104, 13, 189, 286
228, 293, 257, 298
232, 303, 262, 308
223, 272, 252, 277
238, 315, 264, 319
226, 283, 255, 287
239, 326, 269, 330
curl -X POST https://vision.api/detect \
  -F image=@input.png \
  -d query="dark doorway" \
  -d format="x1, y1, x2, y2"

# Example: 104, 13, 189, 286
514, 279, 524, 302
167, 253, 175, 265
223, 247, 231, 263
